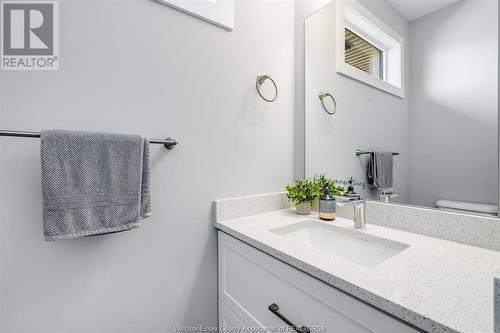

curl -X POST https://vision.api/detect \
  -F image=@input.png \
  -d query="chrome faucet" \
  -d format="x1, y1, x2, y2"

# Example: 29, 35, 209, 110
336, 198, 366, 229
378, 190, 398, 203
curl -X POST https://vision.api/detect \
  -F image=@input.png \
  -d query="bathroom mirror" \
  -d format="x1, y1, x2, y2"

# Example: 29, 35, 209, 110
305, 0, 499, 216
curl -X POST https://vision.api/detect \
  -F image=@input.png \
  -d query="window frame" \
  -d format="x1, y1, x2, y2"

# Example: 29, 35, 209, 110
335, 0, 405, 98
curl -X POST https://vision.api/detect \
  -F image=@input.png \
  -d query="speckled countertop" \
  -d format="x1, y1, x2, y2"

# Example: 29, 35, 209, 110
215, 209, 500, 333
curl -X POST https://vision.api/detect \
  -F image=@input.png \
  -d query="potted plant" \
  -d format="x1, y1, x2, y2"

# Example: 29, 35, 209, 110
286, 178, 321, 215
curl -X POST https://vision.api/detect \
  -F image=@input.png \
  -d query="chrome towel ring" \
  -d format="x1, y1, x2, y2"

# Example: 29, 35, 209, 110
319, 92, 336, 115
256, 75, 278, 102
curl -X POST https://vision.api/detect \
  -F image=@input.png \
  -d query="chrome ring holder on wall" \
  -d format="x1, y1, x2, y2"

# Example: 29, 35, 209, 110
256, 75, 278, 102
319, 92, 336, 115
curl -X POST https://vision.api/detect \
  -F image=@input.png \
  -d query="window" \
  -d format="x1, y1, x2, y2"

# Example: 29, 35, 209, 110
336, 0, 404, 98
345, 28, 383, 80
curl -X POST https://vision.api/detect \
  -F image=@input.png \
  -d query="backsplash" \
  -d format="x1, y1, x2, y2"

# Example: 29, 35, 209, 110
215, 192, 500, 251
496, 278, 500, 333
366, 201, 500, 251
214, 192, 292, 222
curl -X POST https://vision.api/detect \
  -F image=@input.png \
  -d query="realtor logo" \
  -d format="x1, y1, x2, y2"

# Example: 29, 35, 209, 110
1, 1, 58, 70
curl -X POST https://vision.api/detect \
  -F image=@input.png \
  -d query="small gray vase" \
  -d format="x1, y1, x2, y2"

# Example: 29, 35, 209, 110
296, 202, 312, 215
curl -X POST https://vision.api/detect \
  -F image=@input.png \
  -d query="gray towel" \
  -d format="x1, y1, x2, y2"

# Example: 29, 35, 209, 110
40, 130, 152, 241
367, 151, 393, 189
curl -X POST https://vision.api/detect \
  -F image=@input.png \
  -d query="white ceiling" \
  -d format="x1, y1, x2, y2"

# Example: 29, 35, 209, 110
387, 0, 461, 21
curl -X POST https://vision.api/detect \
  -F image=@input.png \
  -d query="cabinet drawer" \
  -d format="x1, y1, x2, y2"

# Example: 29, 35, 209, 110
218, 231, 420, 333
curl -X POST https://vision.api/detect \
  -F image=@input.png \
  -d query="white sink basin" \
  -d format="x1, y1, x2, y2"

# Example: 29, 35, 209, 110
271, 220, 408, 268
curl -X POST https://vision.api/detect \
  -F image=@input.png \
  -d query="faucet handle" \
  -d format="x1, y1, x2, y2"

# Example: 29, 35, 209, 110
335, 196, 365, 206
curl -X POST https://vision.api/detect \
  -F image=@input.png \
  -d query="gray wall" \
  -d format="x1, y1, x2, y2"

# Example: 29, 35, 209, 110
408, 0, 498, 207
0, 0, 295, 332
302, 0, 410, 202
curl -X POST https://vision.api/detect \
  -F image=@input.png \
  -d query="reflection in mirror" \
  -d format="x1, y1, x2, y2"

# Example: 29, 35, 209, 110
344, 28, 383, 80
335, 0, 404, 96
305, 0, 498, 217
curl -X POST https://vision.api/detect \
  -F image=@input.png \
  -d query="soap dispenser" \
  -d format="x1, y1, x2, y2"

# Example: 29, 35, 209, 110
319, 183, 336, 221
344, 177, 360, 200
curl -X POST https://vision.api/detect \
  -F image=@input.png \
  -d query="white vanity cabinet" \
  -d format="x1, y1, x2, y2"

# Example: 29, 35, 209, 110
218, 231, 421, 333
219, 299, 246, 330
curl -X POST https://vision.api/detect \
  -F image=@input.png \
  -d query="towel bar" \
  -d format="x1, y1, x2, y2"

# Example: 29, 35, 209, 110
356, 149, 399, 156
0, 129, 178, 150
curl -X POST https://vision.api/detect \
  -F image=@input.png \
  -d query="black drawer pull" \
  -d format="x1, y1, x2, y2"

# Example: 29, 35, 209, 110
268, 303, 311, 333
